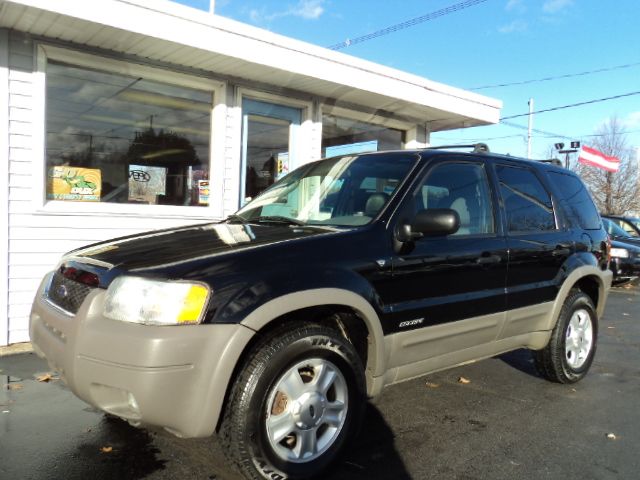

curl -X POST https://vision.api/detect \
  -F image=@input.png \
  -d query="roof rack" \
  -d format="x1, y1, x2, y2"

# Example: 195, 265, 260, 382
426, 143, 490, 153
539, 158, 563, 167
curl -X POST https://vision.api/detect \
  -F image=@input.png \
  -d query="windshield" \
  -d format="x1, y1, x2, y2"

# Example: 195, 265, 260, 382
627, 218, 640, 231
603, 218, 632, 238
234, 153, 417, 226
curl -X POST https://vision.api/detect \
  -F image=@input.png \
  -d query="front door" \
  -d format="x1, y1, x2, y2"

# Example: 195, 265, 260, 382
241, 99, 302, 204
389, 158, 508, 369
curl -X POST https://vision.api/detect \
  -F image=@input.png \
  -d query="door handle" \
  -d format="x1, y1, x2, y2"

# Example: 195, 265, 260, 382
476, 254, 501, 265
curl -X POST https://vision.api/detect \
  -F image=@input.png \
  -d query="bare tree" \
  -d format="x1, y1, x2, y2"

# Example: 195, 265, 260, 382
574, 117, 639, 215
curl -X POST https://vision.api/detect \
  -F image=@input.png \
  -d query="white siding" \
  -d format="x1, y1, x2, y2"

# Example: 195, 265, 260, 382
1, 28, 10, 347
223, 87, 242, 217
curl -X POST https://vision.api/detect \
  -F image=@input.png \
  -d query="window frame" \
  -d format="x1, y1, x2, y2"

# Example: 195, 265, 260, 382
34, 44, 227, 219
234, 88, 314, 210
320, 105, 411, 157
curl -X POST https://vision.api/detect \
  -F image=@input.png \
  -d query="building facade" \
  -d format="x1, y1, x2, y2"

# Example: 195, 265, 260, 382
0, 0, 501, 346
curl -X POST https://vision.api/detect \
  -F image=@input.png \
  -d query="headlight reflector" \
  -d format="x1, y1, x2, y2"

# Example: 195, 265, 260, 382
610, 248, 630, 259
104, 276, 209, 325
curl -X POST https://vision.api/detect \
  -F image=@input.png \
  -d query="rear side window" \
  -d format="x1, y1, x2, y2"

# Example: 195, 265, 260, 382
547, 171, 601, 230
496, 165, 555, 233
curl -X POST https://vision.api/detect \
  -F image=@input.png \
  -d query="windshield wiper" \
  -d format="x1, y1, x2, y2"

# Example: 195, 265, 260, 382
224, 214, 248, 224
256, 215, 306, 226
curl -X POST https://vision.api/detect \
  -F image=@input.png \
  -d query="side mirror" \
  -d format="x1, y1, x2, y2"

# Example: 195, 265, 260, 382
413, 208, 460, 236
397, 208, 460, 242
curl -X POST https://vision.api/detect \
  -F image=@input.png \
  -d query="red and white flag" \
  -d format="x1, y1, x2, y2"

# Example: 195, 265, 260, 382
578, 145, 620, 172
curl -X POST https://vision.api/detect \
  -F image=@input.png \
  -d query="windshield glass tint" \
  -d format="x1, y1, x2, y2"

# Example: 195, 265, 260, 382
235, 153, 417, 226
603, 218, 632, 238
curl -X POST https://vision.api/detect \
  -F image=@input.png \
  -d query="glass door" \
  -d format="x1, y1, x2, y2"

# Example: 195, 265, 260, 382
241, 99, 302, 203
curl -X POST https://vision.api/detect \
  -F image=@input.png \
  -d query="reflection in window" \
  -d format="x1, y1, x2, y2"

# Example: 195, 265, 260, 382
547, 172, 600, 230
244, 115, 290, 200
415, 163, 495, 236
236, 154, 416, 226
497, 165, 555, 232
46, 61, 211, 206
322, 114, 404, 158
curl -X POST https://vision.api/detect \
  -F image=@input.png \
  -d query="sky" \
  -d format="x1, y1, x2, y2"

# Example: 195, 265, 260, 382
172, 0, 640, 160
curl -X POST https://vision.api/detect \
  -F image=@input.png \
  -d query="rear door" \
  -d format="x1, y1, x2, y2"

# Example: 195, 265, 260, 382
493, 162, 574, 338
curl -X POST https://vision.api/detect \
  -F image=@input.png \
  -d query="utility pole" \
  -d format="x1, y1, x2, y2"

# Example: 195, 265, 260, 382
209, 0, 215, 14
527, 98, 533, 159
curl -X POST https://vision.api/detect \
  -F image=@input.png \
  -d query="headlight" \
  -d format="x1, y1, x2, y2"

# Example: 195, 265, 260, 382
610, 248, 629, 259
104, 276, 210, 326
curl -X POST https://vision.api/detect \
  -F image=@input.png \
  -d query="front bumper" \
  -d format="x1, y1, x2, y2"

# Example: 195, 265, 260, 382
610, 257, 640, 283
29, 273, 255, 438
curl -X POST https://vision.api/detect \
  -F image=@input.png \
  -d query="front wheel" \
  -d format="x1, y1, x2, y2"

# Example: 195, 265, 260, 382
219, 323, 366, 480
534, 290, 598, 383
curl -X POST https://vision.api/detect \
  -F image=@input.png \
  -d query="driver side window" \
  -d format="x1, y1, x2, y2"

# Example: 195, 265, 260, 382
413, 162, 495, 236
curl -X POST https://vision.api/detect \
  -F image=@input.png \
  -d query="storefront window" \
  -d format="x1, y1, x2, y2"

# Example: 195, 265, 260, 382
321, 114, 405, 158
46, 61, 212, 206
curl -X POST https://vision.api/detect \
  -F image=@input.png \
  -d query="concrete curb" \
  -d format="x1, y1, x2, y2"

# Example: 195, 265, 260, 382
0, 342, 34, 357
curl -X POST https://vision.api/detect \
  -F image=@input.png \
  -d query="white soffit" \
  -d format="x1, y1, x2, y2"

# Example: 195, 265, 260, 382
0, 0, 502, 130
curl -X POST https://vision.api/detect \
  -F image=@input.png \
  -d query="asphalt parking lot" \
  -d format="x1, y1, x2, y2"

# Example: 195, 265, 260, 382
2, 286, 639, 480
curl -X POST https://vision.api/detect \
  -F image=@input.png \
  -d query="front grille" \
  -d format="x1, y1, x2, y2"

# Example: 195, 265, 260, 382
46, 272, 93, 314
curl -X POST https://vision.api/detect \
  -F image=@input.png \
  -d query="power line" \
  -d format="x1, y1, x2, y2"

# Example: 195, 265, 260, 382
501, 120, 640, 141
469, 61, 640, 91
500, 91, 640, 121
501, 121, 570, 139
327, 0, 489, 50
430, 133, 525, 142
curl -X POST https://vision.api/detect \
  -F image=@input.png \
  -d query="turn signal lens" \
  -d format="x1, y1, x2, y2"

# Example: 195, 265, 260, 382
177, 285, 209, 324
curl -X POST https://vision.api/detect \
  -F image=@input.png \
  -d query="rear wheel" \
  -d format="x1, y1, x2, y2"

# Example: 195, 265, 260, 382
219, 323, 366, 480
534, 290, 598, 383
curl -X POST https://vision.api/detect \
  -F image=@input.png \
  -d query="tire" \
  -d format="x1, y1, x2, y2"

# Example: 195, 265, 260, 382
534, 290, 598, 383
219, 323, 366, 480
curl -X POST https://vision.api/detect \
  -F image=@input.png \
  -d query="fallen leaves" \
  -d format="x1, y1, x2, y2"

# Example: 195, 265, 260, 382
425, 382, 440, 388
36, 373, 56, 383
458, 376, 471, 385
100, 446, 113, 453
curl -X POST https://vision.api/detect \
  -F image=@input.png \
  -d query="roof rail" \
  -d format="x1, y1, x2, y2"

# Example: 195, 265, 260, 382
539, 158, 563, 167
426, 143, 490, 153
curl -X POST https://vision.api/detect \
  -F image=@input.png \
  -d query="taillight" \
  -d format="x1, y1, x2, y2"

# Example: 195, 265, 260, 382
62, 266, 78, 279
77, 272, 100, 287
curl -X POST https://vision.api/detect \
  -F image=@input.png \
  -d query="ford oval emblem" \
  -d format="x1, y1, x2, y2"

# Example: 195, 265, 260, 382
56, 284, 69, 299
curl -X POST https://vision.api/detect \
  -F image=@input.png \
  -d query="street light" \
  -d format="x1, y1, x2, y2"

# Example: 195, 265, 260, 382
555, 141, 580, 169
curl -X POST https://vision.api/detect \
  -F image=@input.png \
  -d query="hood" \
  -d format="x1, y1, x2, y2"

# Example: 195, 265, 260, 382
64, 222, 337, 274
609, 234, 640, 248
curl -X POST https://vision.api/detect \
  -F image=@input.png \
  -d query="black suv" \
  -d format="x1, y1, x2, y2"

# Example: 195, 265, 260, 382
30, 146, 612, 480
